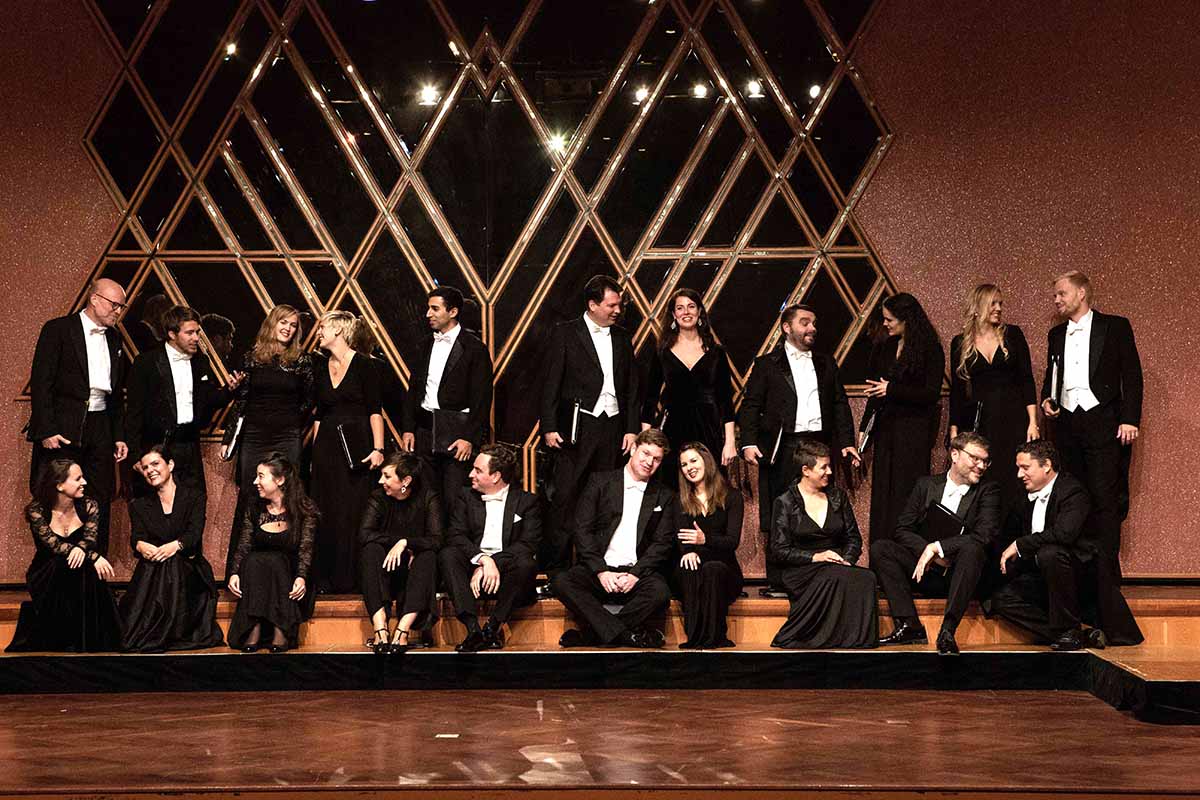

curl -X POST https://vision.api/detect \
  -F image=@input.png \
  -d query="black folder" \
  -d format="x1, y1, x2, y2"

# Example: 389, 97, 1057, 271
431, 408, 471, 454
926, 502, 966, 543
336, 422, 373, 472
557, 398, 582, 447
221, 415, 244, 462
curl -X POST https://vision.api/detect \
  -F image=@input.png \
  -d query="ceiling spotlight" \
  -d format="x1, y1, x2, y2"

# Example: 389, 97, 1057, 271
746, 79, 764, 98
808, 83, 821, 99
549, 132, 568, 155
224, 42, 238, 57
634, 86, 649, 104
418, 85, 440, 106
692, 83, 709, 99
448, 41, 460, 57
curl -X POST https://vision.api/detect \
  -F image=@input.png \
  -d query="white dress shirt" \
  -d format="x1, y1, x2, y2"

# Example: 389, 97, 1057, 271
165, 343, 194, 425
603, 469, 646, 569
472, 485, 509, 564
1028, 475, 1058, 535
1062, 310, 1099, 412
932, 476, 971, 557
78, 311, 112, 411
584, 316, 620, 418
785, 341, 823, 432
421, 323, 462, 412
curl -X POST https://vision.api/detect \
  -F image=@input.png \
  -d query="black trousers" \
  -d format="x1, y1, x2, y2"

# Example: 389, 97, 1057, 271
359, 544, 438, 625
438, 548, 538, 625
550, 564, 671, 644
1055, 402, 1127, 562
30, 411, 114, 555
870, 537, 988, 634
414, 425, 472, 519
542, 412, 624, 574
761, 431, 832, 590
986, 544, 1143, 645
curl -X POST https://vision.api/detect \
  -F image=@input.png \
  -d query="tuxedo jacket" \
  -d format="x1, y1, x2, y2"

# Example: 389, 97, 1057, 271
893, 474, 1002, 558
28, 314, 126, 443
126, 345, 230, 458
446, 486, 542, 566
1042, 310, 1142, 426
737, 346, 854, 453
1005, 472, 1095, 563
540, 318, 640, 436
574, 469, 677, 577
401, 328, 493, 445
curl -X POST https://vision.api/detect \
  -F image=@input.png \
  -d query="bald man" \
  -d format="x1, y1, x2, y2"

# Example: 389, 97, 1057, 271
28, 279, 130, 553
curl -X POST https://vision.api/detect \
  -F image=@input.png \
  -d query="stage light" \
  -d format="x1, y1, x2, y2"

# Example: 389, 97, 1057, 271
692, 83, 709, 99
634, 86, 649, 104
549, 132, 568, 155
808, 83, 821, 99
448, 41, 460, 57
746, 79, 764, 98
225, 42, 237, 57
418, 85, 440, 106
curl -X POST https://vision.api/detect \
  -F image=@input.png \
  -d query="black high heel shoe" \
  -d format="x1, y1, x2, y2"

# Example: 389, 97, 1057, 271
241, 641, 262, 653
367, 628, 389, 655
389, 629, 411, 654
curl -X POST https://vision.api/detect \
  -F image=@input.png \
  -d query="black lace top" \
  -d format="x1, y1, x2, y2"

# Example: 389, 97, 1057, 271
228, 503, 317, 579
25, 497, 101, 562
228, 352, 315, 434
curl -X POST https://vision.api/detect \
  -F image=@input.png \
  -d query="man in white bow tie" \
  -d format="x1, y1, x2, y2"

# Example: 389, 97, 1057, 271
552, 429, 678, 649
441, 444, 541, 652
28, 278, 131, 553
872, 432, 1002, 655
988, 440, 1143, 651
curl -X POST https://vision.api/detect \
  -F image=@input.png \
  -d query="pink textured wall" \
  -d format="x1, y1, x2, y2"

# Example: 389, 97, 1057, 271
1, 1, 1197, 580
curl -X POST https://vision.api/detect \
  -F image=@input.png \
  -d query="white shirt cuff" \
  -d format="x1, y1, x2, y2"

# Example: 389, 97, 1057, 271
933, 541, 945, 559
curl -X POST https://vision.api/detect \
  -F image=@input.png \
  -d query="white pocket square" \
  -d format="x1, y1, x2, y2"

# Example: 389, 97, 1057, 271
201, 375, 210, 381
514, 514, 523, 523
653, 505, 663, 512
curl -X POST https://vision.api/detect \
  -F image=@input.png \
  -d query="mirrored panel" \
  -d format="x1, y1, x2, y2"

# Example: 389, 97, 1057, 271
731, 0, 835, 124
226, 116, 322, 250
787, 147, 841, 244
652, 112, 742, 249
748, 190, 812, 248
135, 154, 187, 240
812, 74, 884, 196
353, 230, 434, 373
707, 257, 807, 374
201, 157, 275, 252
701, 152, 769, 246
164, 197, 228, 251
801, 261, 855, 354
134, 0, 241, 124
441, 0, 528, 50
165, 260, 267, 371
90, 81, 163, 201
95, 0, 154, 51
251, 259, 316, 315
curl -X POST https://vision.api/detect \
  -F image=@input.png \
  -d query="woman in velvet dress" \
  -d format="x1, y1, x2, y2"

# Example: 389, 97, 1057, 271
6, 460, 121, 652
771, 440, 877, 649
120, 445, 223, 652
309, 310, 385, 594
641, 289, 737, 472
674, 443, 743, 648
222, 304, 314, 576
359, 452, 443, 654
949, 284, 1038, 505
227, 454, 318, 652
861, 292, 945, 542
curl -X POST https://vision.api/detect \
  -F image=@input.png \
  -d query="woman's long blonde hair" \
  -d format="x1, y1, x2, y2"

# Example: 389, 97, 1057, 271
956, 284, 1008, 381
677, 442, 729, 518
250, 304, 305, 366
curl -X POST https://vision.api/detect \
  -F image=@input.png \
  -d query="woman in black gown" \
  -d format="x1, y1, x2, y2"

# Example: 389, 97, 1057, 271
6, 459, 121, 652
121, 444, 224, 652
310, 310, 385, 593
359, 452, 443, 653
949, 284, 1038, 505
641, 288, 737, 471
222, 304, 314, 575
771, 440, 877, 648
861, 293, 945, 541
227, 453, 318, 652
674, 442, 743, 648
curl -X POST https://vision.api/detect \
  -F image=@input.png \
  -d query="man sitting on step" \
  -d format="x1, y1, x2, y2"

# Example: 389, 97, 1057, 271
871, 432, 1002, 655
987, 440, 1143, 651
552, 428, 677, 648
440, 444, 541, 652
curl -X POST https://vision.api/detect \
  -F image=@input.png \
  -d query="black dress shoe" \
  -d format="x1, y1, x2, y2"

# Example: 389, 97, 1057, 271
936, 629, 960, 656
559, 629, 594, 648
536, 582, 555, 600
1050, 629, 1086, 651
1086, 628, 1107, 650
483, 624, 504, 650
457, 630, 487, 653
638, 627, 666, 648
879, 620, 928, 646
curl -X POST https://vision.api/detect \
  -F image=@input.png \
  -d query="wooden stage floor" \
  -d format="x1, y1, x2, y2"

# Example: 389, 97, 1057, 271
1, 688, 1199, 800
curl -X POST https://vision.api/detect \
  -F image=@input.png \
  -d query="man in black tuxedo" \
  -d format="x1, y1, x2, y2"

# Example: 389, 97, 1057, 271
127, 305, 242, 492
551, 429, 676, 648
1041, 271, 1142, 564
441, 444, 541, 652
539, 274, 640, 576
738, 303, 859, 592
28, 278, 130, 554
872, 432, 1002, 654
401, 286, 494, 517
988, 440, 1143, 650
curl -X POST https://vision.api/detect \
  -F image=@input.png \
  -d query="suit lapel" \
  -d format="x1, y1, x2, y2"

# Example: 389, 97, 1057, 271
927, 475, 948, 510
958, 482, 980, 521
155, 348, 177, 421
69, 316, 89, 374
1088, 311, 1107, 382
575, 317, 603, 372
634, 485, 660, 547
500, 490, 516, 549
440, 334, 466, 399
774, 348, 797, 400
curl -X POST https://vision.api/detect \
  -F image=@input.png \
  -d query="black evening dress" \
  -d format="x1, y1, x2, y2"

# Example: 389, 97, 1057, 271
120, 485, 224, 652
770, 485, 878, 648
226, 504, 317, 648
310, 352, 381, 593
949, 326, 1036, 505
674, 491, 744, 648
862, 336, 945, 541
222, 352, 315, 576
6, 498, 123, 652
641, 345, 735, 468
358, 486, 443, 632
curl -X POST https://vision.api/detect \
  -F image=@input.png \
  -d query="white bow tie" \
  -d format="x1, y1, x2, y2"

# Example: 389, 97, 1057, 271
167, 349, 191, 363
88, 326, 107, 336
433, 332, 453, 343
1067, 321, 1088, 335
1028, 488, 1052, 503
481, 493, 505, 503
947, 483, 969, 498
590, 324, 610, 337
789, 349, 812, 360
625, 479, 647, 493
